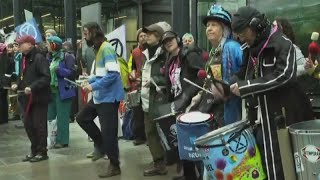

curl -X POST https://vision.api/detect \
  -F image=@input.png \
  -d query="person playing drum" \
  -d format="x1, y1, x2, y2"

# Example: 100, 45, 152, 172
161, 31, 205, 180
230, 6, 314, 179
193, 4, 243, 126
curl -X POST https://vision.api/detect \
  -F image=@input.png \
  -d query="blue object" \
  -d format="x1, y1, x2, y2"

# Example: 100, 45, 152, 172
15, 18, 43, 43
176, 112, 213, 161
122, 108, 134, 140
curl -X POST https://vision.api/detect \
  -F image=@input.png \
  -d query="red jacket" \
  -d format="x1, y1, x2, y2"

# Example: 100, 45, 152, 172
130, 45, 144, 91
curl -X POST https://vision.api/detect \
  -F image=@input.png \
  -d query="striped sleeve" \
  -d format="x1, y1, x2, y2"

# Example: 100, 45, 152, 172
103, 47, 120, 73
238, 36, 296, 97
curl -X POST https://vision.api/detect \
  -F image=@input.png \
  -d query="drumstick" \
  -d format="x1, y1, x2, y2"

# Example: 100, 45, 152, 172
9, 90, 26, 97
154, 112, 176, 121
2, 86, 12, 90
64, 78, 82, 87
183, 78, 214, 96
150, 78, 161, 92
9, 94, 18, 98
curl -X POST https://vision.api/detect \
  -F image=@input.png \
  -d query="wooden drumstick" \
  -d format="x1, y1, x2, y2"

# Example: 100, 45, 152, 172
150, 78, 162, 92
2, 86, 12, 90
64, 78, 82, 87
183, 78, 214, 96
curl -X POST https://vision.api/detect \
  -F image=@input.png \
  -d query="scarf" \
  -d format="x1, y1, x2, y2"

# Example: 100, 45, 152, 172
50, 49, 64, 88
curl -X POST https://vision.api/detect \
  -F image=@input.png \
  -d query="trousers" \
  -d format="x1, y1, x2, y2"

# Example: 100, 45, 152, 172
77, 99, 120, 166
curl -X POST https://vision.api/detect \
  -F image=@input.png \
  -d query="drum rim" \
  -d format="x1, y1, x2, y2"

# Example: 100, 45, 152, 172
177, 112, 213, 125
195, 120, 247, 145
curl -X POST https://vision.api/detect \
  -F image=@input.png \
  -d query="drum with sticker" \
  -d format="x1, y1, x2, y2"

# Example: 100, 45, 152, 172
176, 111, 214, 161
195, 120, 266, 180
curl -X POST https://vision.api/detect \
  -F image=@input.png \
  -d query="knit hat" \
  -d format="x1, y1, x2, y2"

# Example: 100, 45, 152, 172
136, 28, 143, 41
232, 6, 261, 33
47, 36, 63, 46
45, 29, 57, 36
182, 33, 194, 41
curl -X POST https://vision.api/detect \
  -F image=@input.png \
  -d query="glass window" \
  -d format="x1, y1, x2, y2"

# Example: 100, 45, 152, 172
250, 0, 320, 55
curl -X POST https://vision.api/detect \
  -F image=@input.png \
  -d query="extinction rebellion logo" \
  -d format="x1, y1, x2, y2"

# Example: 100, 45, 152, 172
301, 145, 320, 163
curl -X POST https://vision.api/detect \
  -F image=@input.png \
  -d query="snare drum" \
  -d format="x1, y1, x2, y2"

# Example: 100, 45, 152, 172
195, 120, 266, 180
127, 90, 140, 107
177, 111, 214, 161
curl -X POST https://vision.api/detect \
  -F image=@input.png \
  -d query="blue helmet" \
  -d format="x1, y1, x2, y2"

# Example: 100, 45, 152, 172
203, 4, 232, 27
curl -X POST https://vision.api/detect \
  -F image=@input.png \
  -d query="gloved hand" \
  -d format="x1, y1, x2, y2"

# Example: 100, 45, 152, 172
210, 82, 227, 101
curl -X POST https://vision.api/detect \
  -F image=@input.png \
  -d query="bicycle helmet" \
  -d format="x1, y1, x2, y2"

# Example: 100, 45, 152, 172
203, 4, 232, 27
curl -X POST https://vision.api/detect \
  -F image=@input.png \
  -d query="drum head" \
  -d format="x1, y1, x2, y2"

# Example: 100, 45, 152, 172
195, 120, 247, 145
178, 111, 212, 124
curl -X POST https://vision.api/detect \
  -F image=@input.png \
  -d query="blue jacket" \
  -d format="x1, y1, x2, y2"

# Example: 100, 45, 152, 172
89, 42, 124, 104
53, 52, 76, 100
221, 39, 243, 125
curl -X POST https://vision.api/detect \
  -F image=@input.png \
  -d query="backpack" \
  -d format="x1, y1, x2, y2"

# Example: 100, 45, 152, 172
117, 56, 130, 90
121, 108, 134, 140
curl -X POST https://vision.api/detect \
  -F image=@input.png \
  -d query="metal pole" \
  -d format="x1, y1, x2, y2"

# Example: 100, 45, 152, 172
64, 0, 77, 50
13, 0, 24, 26
138, 0, 143, 28
172, 0, 190, 36
190, 0, 198, 44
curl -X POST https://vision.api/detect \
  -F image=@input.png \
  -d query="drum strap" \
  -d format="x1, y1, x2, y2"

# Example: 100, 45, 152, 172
196, 123, 251, 148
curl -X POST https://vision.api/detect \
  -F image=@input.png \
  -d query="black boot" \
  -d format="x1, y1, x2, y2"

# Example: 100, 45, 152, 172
143, 159, 168, 176
98, 163, 121, 178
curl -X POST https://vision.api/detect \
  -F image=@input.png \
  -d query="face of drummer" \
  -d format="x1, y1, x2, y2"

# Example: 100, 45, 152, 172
206, 20, 224, 46
163, 37, 179, 53
235, 26, 256, 46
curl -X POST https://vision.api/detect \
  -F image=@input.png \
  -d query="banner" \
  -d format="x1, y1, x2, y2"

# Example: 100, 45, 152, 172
15, 18, 43, 43
105, 24, 127, 60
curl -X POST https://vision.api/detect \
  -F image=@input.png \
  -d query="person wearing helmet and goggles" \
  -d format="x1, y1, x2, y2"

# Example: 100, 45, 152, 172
195, 4, 243, 126
229, 6, 314, 180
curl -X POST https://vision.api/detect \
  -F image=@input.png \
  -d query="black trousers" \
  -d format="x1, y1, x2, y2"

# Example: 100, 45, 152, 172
76, 99, 120, 166
132, 104, 146, 140
24, 103, 48, 155
183, 160, 203, 180
0, 90, 8, 124
69, 91, 78, 121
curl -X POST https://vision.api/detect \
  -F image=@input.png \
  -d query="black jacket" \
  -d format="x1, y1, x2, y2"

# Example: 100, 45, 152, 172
165, 46, 205, 112
236, 27, 313, 180
238, 28, 313, 125
0, 54, 14, 89
17, 48, 51, 104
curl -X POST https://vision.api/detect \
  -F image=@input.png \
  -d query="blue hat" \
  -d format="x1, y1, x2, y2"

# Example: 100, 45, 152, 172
203, 4, 232, 27
47, 36, 63, 46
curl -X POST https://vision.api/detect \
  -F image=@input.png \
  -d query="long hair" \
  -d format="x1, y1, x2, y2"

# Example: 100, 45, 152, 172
83, 22, 103, 39
275, 17, 296, 44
